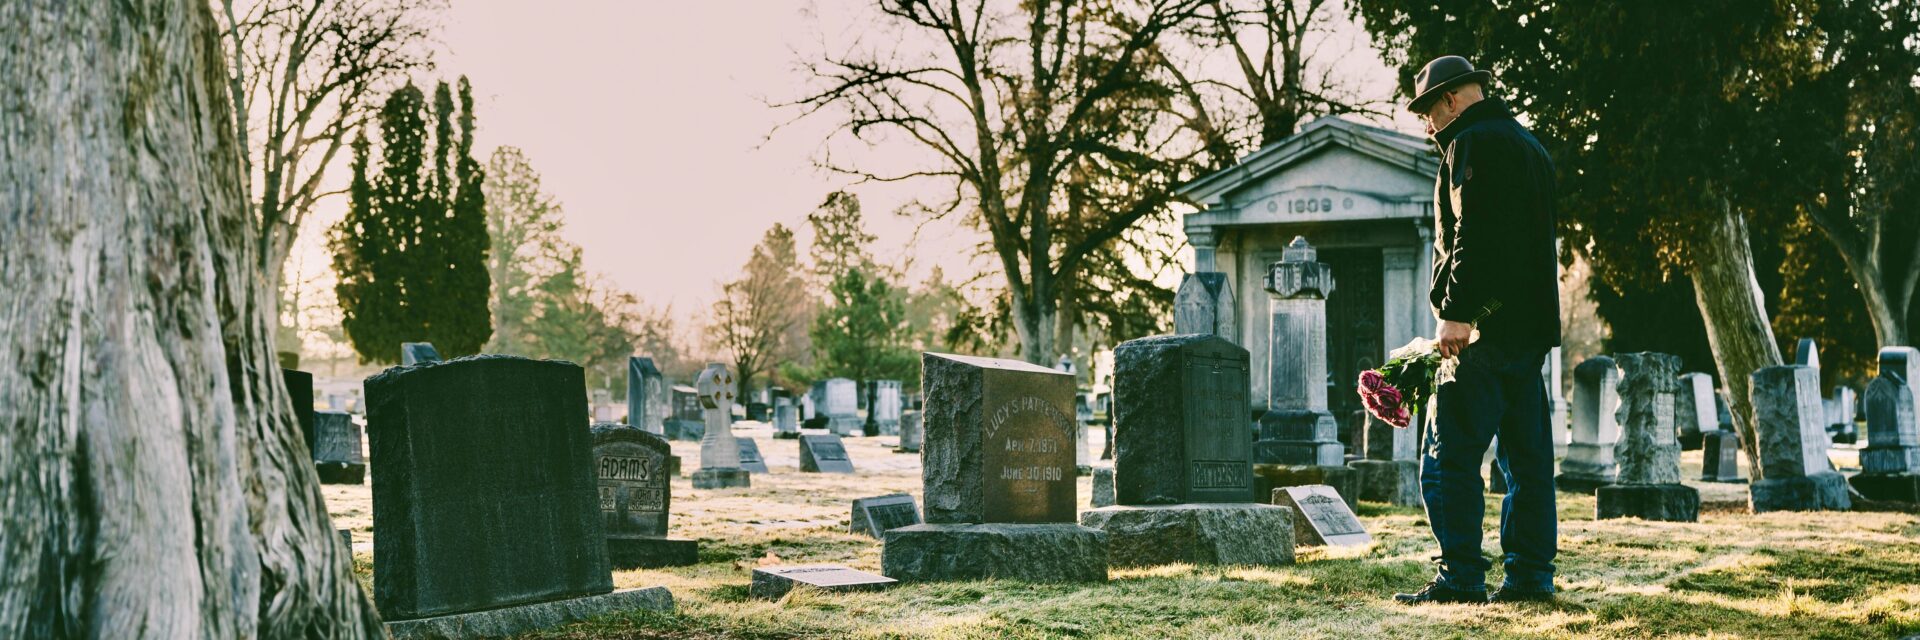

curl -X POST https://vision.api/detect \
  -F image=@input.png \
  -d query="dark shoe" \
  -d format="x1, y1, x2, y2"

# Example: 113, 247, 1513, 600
1394, 581, 1488, 605
1488, 588, 1555, 603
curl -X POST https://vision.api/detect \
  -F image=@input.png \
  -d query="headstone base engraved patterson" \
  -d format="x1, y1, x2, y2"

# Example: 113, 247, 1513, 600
882, 353, 1107, 583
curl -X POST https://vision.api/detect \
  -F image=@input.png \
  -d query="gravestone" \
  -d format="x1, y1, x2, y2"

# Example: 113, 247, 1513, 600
850, 493, 923, 538
895, 410, 923, 453
736, 437, 770, 474
1271, 485, 1370, 546
1080, 335, 1294, 567
1700, 430, 1745, 482
817, 378, 862, 436
1075, 393, 1094, 474
1254, 237, 1344, 468
283, 368, 317, 456
1826, 386, 1858, 445
591, 423, 697, 568
773, 398, 800, 439
1850, 347, 1920, 502
749, 565, 896, 600
367, 355, 672, 629
1091, 466, 1115, 508
1796, 338, 1819, 369
800, 394, 816, 421
691, 364, 750, 489
313, 410, 366, 484
1173, 272, 1237, 343
869, 380, 903, 436
1557, 356, 1621, 493
627, 357, 668, 435
882, 352, 1107, 583
592, 388, 614, 422
666, 385, 703, 441
1547, 346, 1570, 453
1596, 353, 1699, 522
400, 342, 441, 366
799, 433, 855, 473
1677, 373, 1716, 451
1748, 365, 1851, 512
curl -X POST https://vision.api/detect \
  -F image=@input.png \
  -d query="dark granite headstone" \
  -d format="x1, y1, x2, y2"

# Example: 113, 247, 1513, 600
626, 357, 667, 435
1271, 485, 1370, 546
590, 423, 697, 568
1700, 430, 1744, 482
799, 434, 854, 473
366, 355, 612, 620
737, 437, 770, 474
921, 352, 1078, 524
313, 410, 366, 484
283, 368, 316, 456
1112, 335, 1254, 505
749, 565, 896, 600
400, 342, 442, 366
666, 385, 704, 441
850, 493, 923, 538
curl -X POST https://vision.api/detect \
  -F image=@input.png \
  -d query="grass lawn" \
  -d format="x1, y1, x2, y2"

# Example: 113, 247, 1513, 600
331, 425, 1920, 639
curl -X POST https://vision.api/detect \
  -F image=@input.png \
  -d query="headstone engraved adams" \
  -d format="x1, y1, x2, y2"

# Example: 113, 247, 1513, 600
591, 423, 697, 568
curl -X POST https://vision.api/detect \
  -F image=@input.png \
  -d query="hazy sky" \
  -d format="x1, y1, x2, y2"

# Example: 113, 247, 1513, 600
291, 1, 1419, 327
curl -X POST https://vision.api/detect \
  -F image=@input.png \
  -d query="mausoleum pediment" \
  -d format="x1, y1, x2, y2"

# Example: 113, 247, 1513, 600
1179, 117, 1438, 227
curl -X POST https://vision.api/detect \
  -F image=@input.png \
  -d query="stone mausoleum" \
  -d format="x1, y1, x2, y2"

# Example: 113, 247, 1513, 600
1178, 116, 1439, 440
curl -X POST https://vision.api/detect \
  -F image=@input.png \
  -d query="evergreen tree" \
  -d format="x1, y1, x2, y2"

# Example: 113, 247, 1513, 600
810, 267, 919, 389
332, 78, 491, 363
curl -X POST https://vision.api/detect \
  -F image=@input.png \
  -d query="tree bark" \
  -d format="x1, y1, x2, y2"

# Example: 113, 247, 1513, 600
1684, 204, 1784, 482
0, 1, 382, 637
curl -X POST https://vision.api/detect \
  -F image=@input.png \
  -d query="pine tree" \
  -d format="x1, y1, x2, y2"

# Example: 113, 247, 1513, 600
332, 78, 491, 363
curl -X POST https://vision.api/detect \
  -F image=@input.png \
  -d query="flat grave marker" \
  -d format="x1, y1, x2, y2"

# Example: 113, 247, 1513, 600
1272, 485, 1371, 547
851, 494, 922, 538
749, 565, 896, 600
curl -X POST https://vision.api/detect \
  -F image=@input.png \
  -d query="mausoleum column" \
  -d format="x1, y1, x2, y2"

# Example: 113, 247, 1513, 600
1189, 224, 1218, 273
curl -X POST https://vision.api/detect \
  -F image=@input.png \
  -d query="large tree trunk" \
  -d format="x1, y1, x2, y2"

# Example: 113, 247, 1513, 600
0, 1, 382, 637
1013, 296, 1057, 365
1684, 204, 1784, 482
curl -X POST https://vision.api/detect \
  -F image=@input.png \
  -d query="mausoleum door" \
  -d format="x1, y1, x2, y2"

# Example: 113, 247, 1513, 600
1320, 247, 1384, 451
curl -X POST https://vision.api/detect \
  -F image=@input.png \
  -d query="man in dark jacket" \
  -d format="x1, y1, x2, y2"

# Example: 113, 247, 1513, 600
1394, 55, 1562, 605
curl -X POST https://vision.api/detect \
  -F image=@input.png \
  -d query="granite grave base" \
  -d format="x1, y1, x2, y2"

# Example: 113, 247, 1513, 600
1750, 471, 1852, 513
1850, 473, 1920, 503
607, 537, 699, 569
1253, 464, 1359, 512
881, 523, 1107, 583
690, 468, 751, 489
1347, 459, 1421, 507
750, 565, 896, 600
385, 586, 674, 640
1596, 483, 1700, 522
1078, 504, 1294, 568
1554, 471, 1616, 495
316, 460, 365, 485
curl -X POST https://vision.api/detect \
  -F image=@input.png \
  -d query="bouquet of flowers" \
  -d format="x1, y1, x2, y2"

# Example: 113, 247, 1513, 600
1357, 337, 1449, 428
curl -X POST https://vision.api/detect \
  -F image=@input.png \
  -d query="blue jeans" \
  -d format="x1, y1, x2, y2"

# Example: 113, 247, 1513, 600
1421, 341, 1557, 593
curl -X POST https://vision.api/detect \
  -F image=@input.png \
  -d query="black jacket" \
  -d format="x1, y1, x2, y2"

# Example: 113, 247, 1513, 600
1429, 98, 1562, 349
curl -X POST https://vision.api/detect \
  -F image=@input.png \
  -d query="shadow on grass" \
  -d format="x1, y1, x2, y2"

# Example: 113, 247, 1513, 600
1669, 544, 1920, 603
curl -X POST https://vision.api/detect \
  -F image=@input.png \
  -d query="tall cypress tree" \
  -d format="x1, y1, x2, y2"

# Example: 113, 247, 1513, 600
332, 78, 491, 363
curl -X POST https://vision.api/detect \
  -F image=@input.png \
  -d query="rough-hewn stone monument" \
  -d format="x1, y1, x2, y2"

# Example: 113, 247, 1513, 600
882, 353, 1107, 582
1749, 365, 1851, 512
1595, 353, 1699, 522
1080, 335, 1295, 567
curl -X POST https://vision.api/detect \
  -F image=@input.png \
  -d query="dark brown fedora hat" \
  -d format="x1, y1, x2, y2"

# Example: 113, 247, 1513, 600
1406, 55, 1493, 113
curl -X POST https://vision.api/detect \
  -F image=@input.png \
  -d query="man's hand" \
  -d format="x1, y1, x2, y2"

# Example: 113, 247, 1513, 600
1437, 320, 1474, 359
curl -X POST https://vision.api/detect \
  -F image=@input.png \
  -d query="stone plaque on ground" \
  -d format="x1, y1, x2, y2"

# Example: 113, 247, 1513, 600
921, 352, 1078, 523
749, 565, 897, 600
800, 434, 855, 473
400, 341, 441, 366
850, 493, 922, 538
284, 368, 317, 456
1748, 365, 1850, 512
1111, 334, 1254, 504
1596, 353, 1699, 522
365, 355, 612, 620
1271, 485, 1370, 546
736, 437, 769, 474
627, 357, 668, 435
590, 423, 697, 568
313, 410, 366, 484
